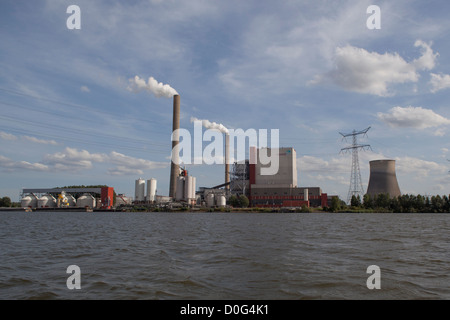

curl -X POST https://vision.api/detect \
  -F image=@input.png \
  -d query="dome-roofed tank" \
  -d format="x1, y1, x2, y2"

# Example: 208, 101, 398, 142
77, 193, 96, 208
21, 193, 39, 208
38, 194, 57, 208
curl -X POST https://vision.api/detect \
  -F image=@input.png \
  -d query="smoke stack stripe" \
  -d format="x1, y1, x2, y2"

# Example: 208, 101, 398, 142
170, 94, 180, 198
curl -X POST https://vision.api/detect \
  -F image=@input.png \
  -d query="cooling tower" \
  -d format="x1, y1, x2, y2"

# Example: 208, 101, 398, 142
169, 94, 180, 198
366, 160, 401, 198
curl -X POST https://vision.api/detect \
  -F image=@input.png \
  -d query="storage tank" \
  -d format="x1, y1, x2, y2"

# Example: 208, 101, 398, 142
135, 178, 145, 202
191, 177, 196, 200
21, 193, 39, 208
216, 195, 226, 207
206, 193, 215, 208
304, 189, 309, 201
38, 194, 56, 208
77, 193, 96, 208
176, 176, 185, 201
146, 178, 157, 202
184, 176, 193, 201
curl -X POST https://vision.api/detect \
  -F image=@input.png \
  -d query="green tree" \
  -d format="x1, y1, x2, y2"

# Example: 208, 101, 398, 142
239, 195, 249, 208
330, 196, 340, 212
228, 195, 239, 207
0, 196, 12, 207
351, 195, 362, 208
363, 194, 373, 209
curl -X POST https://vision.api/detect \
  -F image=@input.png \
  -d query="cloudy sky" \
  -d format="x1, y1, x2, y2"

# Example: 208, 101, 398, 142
1, 0, 449, 202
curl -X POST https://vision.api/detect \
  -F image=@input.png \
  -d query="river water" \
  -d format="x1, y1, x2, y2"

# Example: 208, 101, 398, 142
0, 211, 449, 300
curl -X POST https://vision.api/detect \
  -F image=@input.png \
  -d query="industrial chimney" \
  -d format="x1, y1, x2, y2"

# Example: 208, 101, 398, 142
366, 159, 401, 198
169, 94, 180, 198
225, 133, 230, 191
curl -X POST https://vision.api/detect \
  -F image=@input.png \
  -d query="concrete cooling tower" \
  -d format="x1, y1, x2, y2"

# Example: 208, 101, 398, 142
366, 160, 401, 198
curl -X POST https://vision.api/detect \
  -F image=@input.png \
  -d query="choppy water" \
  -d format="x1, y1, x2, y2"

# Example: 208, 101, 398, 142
0, 211, 449, 300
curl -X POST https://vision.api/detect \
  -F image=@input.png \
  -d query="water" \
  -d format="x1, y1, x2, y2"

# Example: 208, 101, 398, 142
0, 211, 449, 300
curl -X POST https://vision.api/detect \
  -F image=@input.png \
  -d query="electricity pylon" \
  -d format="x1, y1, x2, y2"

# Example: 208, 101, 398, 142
340, 127, 372, 204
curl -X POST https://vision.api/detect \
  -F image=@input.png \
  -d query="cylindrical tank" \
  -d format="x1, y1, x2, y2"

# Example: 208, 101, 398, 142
21, 193, 39, 208
176, 176, 185, 201
191, 177, 196, 200
206, 193, 215, 208
184, 176, 193, 200
135, 178, 145, 202
304, 189, 309, 201
38, 194, 56, 208
366, 160, 401, 198
77, 193, 96, 208
216, 195, 226, 207
146, 178, 157, 202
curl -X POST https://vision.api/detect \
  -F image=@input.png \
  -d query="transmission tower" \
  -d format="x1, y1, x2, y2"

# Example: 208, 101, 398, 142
340, 127, 372, 204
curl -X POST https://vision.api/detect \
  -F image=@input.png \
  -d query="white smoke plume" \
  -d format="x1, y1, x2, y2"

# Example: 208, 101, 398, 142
127, 76, 178, 98
190, 117, 229, 134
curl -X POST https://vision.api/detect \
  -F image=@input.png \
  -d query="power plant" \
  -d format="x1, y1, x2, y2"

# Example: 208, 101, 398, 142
366, 159, 401, 198
17, 80, 405, 212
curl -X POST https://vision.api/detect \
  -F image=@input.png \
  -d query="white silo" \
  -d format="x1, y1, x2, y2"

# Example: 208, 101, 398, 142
77, 193, 96, 208
38, 194, 57, 208
206, 193, 215, 208
184, 176, 193, 201
135, 178, 145, 202
216, 195, 226, 207
21, 193, 39, 208
146, 178, 157, 202
191, 177, 196, 200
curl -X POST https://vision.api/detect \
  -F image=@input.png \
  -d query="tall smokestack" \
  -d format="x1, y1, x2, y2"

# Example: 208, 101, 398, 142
225, 133, 230, 190
170, 94, 180, 198
366, 159, 401, 198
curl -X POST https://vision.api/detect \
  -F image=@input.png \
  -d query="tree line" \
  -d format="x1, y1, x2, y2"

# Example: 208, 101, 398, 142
328, 193, 450, 213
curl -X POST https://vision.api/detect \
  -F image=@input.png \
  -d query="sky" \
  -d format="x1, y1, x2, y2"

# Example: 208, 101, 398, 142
1, 0, 449, 202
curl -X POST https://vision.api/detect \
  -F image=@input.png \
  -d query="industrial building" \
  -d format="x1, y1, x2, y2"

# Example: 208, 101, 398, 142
20, 186, 114, 209
247, 146, 328, 208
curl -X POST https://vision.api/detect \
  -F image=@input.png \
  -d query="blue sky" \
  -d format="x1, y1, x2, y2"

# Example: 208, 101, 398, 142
1, 0, 449, 202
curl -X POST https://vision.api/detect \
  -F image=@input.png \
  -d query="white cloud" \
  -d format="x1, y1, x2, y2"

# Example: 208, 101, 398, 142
377, 106, 450, 129
412, 40, 438, 71
0, 131, 18, 141
23, 136, 58, 145
108, 151, 167, 172
429, 73, 450, 93
80, 85, 90, 93
107, 166, 144, 176
1, 131, 58, 145
43, 147, 108, 171
312, 40, 438, 96
0, 155, 49, 172
395, 156, 447, 178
